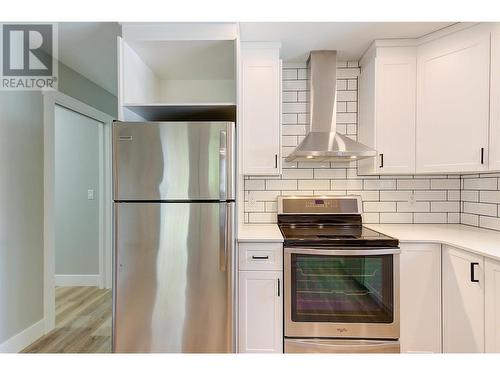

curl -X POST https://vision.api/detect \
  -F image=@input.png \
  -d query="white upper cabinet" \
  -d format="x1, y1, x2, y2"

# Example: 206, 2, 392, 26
240, 43, 282, 175
359, 46, 416, 175
443, 245, 485, 353
489, 25, 500, 171
416, 25, 490, 173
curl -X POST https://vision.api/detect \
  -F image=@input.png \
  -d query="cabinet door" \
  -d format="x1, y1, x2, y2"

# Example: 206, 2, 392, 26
358, 47, 416, 175
238, 271, 283, 353
400, 243, 441, 353
443, 246, 484, 353
490, 26, 500, 171
241, 45, 281, 175
376, 48, 416, 174
485, 257, 500, 352
416, 25, 490, 173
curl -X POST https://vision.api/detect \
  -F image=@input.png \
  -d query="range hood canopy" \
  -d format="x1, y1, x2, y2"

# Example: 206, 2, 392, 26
285, 50, 376, 162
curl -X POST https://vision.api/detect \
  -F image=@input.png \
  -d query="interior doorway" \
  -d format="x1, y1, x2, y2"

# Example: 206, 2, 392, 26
54, 104, 103, 287
37, 91, 113, 352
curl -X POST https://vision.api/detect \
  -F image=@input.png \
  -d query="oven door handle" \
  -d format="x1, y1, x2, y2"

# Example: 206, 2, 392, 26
285, 339, 400, 353
284, 247, 401, 256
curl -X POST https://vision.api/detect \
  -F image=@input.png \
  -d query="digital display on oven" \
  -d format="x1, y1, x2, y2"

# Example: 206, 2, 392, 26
282, 198, 358, 214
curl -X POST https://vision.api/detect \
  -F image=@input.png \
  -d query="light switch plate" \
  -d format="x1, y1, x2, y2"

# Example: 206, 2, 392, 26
87, 189, 95, 200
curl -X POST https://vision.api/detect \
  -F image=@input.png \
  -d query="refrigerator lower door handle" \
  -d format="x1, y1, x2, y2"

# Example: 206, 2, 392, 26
219, 203, 227, 272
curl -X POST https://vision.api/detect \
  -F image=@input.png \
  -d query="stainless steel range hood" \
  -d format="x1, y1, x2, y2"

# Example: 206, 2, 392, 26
286, 50, 376, 162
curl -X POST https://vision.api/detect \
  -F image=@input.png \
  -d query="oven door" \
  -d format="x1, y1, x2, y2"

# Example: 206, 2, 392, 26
284, 247, 400, 340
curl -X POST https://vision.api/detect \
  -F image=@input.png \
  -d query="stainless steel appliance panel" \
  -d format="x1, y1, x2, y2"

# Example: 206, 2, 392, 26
113, 121, 235, 201
285, 339, 400, 353
284, 247, 400, 340
113, 201, 235, 353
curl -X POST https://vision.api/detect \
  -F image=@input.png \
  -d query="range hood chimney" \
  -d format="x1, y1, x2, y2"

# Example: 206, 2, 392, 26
285, 50, 377, 162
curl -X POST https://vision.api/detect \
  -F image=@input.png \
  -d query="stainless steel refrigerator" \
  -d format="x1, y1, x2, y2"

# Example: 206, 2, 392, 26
112, 121, 235, 353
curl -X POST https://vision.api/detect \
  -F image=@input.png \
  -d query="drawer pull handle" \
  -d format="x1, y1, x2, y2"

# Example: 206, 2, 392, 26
252, 255, 269, 260
471, 262, 480, 283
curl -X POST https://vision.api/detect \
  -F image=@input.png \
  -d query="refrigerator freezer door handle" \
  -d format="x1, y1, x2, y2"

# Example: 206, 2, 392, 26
219, 203, 227, 272
219, 130, 227, 200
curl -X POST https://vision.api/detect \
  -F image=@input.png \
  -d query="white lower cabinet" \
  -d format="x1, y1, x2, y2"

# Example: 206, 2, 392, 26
443, 245, 485, 353
399, 243, 441, 353
238, 271, 283, 353
237, 242, 283, 353
485, 257, 500, 352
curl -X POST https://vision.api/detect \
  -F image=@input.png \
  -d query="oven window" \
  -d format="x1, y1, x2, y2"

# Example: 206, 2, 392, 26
290, 254, 394, 323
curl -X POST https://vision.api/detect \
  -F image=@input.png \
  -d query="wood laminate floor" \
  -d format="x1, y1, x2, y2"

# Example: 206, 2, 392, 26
22, 286, 112, 353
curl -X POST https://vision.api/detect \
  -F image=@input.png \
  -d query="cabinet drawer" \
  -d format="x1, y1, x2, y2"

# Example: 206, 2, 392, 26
239, 242, 282, 271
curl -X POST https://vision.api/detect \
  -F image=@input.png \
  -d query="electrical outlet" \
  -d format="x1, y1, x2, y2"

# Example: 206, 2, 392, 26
408, 192, 416, 205
247, 192, 257, 209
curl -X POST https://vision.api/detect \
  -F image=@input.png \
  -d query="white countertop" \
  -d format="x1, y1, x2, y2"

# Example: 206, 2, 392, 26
237, 224, 283, 242
366, 224, 500, 261
238, 223, 500, 261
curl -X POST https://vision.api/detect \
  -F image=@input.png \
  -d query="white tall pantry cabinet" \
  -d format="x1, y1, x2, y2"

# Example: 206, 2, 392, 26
240, 43, 282, 175
416, 25, 490, 173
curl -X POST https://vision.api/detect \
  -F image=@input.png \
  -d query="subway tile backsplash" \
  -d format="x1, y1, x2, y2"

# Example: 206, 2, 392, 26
461, 174, 500, 231
243, 62, 500, 231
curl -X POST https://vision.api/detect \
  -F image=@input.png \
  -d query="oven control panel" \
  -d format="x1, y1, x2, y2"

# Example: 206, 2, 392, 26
278, 196, 361, 215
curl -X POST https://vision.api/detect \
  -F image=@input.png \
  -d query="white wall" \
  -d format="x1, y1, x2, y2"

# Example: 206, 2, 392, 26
0, 92, 44, 344
55, 105, 101, 279
0, 52, 118, 352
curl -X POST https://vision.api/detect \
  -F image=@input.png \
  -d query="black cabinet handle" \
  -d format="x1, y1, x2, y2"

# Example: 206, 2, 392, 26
471, 262, 480, 283
252, 255, 269, 260
481, 148, 484, 164
277, 278, 280, 297
274, 154, 278, 168
379, 153, 384, 168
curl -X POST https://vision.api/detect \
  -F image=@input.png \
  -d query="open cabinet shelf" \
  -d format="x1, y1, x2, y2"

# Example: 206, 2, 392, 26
118, 37, 237, 121
123, 103, 236, 122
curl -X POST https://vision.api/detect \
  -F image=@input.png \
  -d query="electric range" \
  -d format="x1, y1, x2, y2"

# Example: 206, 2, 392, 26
277, 195, 401, 353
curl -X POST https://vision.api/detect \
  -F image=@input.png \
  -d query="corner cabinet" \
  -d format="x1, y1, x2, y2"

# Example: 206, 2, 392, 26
485, 257, 500, 352
489, 25, 500, 171
238, 242, 283, 353
358, 46, 416, 175
399, 243, 441, 353
416, 25, 490, 173
442, 246, 485, 353
240, 43, 282, 175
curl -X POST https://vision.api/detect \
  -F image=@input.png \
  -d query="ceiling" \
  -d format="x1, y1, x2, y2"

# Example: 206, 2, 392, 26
239, 22, 455, 61
56, 22, 456, 98
58, 22, 120, 96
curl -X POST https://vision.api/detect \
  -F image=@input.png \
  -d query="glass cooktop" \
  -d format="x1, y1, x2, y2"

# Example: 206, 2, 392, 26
278, 224, 399, 248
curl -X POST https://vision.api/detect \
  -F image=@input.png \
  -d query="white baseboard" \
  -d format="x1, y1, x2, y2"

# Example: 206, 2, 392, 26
55, 274, 101, 287
0, 319, 45, 353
